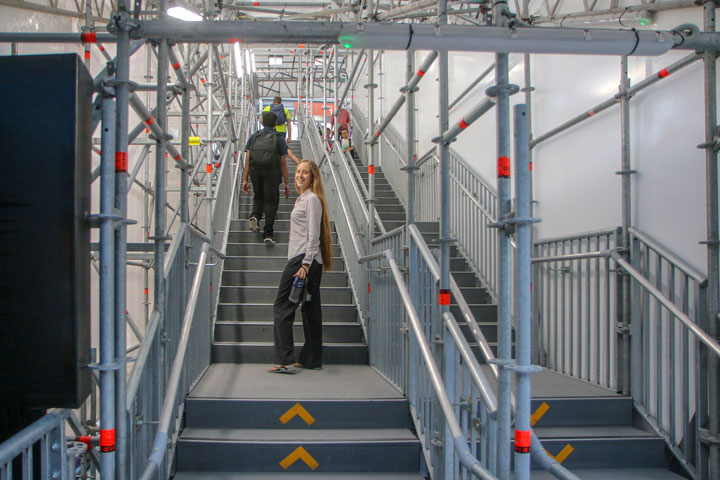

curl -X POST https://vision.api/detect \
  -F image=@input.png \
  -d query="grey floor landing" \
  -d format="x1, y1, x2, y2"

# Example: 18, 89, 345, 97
189, 363, 404, 400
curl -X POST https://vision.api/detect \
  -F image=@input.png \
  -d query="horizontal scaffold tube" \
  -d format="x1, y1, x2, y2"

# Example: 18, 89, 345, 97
133, 20, 697, 55
369, 50, 437, 146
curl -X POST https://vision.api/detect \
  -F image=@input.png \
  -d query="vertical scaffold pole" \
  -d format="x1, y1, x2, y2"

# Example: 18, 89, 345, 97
334, 45, 339, 140
206, 44, 215, 237
702, 2, 720, 478
366, 45, 376, 245
154, 7, 170, 458
436, 0, 450, 477
113, 2, 132, 477
513, 103, 533, 480
617, 55, 632, 396
323, 49, 328, 144
493, 1, 515, 477
100, 78, 117, 480
406, 49, 416, 226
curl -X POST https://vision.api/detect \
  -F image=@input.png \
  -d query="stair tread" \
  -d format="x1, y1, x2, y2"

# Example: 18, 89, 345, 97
214, 341, 366, 347
179, 427, 418, 443
530, 468, 686, 479
533, 425, 659, 439
189, 364, 402, 400
175, 473, 426, 479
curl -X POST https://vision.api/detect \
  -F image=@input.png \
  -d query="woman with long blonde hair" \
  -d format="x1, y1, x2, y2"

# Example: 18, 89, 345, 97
270, 159, 332, 373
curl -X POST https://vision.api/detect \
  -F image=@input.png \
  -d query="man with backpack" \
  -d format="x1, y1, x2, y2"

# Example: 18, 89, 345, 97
242, 110, 290, 244
263, 97, 292, 140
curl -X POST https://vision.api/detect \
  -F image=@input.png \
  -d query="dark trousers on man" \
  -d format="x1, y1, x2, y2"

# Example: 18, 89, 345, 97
249, 167, 280, 239
274, 255, 323, 368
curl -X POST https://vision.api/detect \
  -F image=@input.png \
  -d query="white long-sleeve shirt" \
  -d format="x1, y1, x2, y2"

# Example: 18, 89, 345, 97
287, 190, 324, 266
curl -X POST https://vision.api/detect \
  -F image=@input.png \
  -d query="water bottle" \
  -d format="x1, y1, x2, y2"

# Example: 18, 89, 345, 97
288, 276, 305, 304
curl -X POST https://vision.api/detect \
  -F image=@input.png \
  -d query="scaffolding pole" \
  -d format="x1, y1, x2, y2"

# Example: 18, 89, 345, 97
493, 2, 515, 478
702, 2, 720, 479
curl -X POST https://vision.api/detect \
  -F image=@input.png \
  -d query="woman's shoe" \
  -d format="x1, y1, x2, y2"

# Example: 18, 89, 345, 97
269, 365, 295, 374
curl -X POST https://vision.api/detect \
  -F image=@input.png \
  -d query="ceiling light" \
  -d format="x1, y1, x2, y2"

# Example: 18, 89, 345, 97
250, 52, 256, 73
233, 42, 244, 77
167, 0, 203, 21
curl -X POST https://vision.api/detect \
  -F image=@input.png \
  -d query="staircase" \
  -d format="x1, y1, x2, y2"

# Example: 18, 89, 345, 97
172, 139, 425, 478
346, 146, 688, 479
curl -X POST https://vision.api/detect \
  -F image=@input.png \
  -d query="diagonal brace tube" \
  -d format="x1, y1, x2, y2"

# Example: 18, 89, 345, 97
369, 50, 437, 146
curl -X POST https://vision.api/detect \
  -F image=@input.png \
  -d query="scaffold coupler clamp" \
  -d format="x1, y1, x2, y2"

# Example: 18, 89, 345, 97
489, 212, 540, 235
485, 83, 521, 98
699, 428, 720, 447
107, 8, 140, 37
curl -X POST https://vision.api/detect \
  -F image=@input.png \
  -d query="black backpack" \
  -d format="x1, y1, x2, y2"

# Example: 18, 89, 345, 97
269, 103, 287, 126
249, 130, 279, 173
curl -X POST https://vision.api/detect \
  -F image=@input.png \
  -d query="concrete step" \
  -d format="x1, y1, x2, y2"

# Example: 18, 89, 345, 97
175, 473, 426, 479
217, 303, 358, 323
221, 270, 348, 287
185, 397, 409, 429
530, 468, 686, 479
225, 243, 341, 257
211, 342, 369, 364
214, 321, 364, 343
223, 256, 345, 271
531, 427, 668, 469
219, 285, 353, 304
228, 231, 338, 243
530, 397, 633, 428
176, 428, 420, 472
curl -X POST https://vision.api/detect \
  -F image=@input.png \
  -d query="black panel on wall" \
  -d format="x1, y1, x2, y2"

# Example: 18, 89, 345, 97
0, 54, 92, 419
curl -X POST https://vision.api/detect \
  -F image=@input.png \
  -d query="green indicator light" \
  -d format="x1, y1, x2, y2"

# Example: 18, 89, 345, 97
639, 18, 649, 26
344, 43, 352, 49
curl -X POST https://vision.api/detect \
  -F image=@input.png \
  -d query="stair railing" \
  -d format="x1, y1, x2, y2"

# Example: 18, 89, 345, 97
297, 106, 371, 328
365, 224, 578, 480
137, 242, 211, 480
126, 227, 213, 479
351, 108, 499, 299
360, 247, 498, 480
533, 227, 720, 478
0, 410, 72, 479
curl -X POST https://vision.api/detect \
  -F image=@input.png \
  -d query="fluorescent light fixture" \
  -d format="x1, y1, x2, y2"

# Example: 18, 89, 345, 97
553, 9, 654, 28
250, 52, 256, 73
233, 42, 244, 77
167, 1, 203, 21
245, 49, 252, 74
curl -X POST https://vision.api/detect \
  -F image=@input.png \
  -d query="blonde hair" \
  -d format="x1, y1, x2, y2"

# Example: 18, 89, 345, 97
296, 160, 333, 272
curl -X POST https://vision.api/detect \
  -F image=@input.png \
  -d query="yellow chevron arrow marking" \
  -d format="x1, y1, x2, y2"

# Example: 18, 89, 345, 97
545, 444, 574, 464
279, 446, 319, 470
279, 403, 315, 426
531, 402, 550, 427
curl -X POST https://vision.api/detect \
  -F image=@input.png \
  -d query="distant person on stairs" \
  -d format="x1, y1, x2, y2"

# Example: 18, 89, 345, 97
242, 110, 290, 244
270, 159, 333, 374
264, 96, 292, 140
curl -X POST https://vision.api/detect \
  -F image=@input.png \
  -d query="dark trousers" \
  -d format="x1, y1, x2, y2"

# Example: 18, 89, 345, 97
274, 255, 323, 368
249, 168, 280, 238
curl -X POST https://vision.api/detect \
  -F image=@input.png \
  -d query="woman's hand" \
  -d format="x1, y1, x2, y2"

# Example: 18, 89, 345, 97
294, 264, 309, 279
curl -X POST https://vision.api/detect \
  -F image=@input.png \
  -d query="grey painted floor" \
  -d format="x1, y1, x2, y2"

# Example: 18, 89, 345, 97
190, 363, 619, 401
189, 364, 403, 400
530, 467, 687, 479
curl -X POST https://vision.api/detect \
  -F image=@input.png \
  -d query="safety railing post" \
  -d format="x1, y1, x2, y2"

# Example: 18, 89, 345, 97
616, 55, 632, 396
366, 47, 377, 248
405, 50, 416, 226
492, 2, 517, 477
512, 103, 538, 480
100, 76, 117, 480
702, 2, 720, 478
206, 43, 215, 238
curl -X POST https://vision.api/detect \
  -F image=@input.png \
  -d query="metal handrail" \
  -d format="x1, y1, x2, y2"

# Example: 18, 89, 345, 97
408, 224, 499, 377
139, 242, 210, 480
0, 409, 69, 465
334, 139, 370, 200
611, 250, 720, 358
381, 249, 497, 480
628, 226, 706, 283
